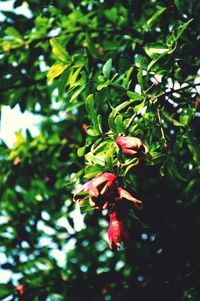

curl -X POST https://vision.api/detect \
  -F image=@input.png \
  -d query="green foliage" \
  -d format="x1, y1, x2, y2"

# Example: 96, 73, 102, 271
0, 0, 200, 300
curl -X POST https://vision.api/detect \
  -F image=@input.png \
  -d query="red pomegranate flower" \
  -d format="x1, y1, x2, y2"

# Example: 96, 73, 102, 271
116, 136, 148, 156
108, 210, 129, 251
73, 172, 117, 209
15, 284, 24, 296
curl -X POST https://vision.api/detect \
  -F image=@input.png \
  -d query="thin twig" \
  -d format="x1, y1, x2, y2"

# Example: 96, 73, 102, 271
157, 107, 167, 143
151, 83, 200, 100
125, 113, 137, 133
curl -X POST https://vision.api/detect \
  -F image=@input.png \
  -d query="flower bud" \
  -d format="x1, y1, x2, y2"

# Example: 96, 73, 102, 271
108, 210, 129, 251
116, 136, 148, 156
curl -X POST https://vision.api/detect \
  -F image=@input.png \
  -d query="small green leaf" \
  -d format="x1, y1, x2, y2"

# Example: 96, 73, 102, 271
162, 110, 184, 127
96, 115, 103, 133
175, 18, 193, 41
145, 7, 167, 30
69, 85, 85, 102
137, 61, 143, 92
114, 115, 125, 133
123, 66, 133, 88
47, 63, 68, 83
79, 196, 95, 212
5, 26, 23, 41
127, 91, 144, 100
69, 67, 82, 87
103, 58, 112, 79
85, 94, 97, 123
97, 80, 111, 91
108, 98, 143, 131
77, 146, 86, 157
124, 159, 139, 175
58, 68, 70, 97
84, 165, 105, 179
86, 126, 100, 137
180, 108, 195, 126
174, 0, 182, 11
50, 38, 70, 63
134, 100, 146, 114
145, 43, 170, 58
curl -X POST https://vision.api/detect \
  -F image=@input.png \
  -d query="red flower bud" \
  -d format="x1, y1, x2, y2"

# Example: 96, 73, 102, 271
116, 136, 148, 156
108, 210, 129, 251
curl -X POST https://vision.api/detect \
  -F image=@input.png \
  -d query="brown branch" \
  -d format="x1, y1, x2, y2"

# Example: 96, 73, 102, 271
151, 83, 200, 100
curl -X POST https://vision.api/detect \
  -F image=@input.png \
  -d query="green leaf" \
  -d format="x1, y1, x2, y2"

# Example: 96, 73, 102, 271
50, 38, 70, 63
180, 108, 195, 126
47, 63, 68, 83
174, 0, 182, 11
134, 100, 146, 114
86, 126, 100, 137
127, 91, 144, 100
114, 115, 125, 133
145, 7, 167, 30
145, 43, 170, 58
123, 66, 133, 89
85, 94, 97, 123
175, 18, 193, 41
162, 110, 184, 127
69, 67, 82, 87
108, 98, 143, 131
69, 85, 85, 102
77, 146, 87, 157
13, 131, 25, 147
79, 196, 95, 213
85, 152, 105, 166
58, 68, 70, 97
96, 114, 103, 133
84, 165, 105, 179
124, 159, 139, 175
5, 26, 23, 41
137, 61, 143, 92
103, 58, 112, 79
97, 80, 111, 91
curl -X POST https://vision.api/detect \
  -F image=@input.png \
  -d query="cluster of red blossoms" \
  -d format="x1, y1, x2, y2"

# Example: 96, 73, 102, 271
74, 136, 148, 251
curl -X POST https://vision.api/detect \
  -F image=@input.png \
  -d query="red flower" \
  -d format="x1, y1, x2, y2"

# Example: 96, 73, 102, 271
108, 210, 129, 251
74, 172, 117, 209
116, 136, 148, 156
15, 284, 24, 296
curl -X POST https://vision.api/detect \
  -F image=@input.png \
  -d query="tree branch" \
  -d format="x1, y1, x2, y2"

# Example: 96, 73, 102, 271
151, 83, 200, 100
125, 82, 200, 133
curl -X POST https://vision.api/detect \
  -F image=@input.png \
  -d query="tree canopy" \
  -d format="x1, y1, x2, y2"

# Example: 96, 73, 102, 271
0, 0, 200, 300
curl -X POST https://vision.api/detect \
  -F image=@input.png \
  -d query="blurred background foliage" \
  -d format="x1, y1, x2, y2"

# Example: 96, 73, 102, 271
0, 0, 200, 300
